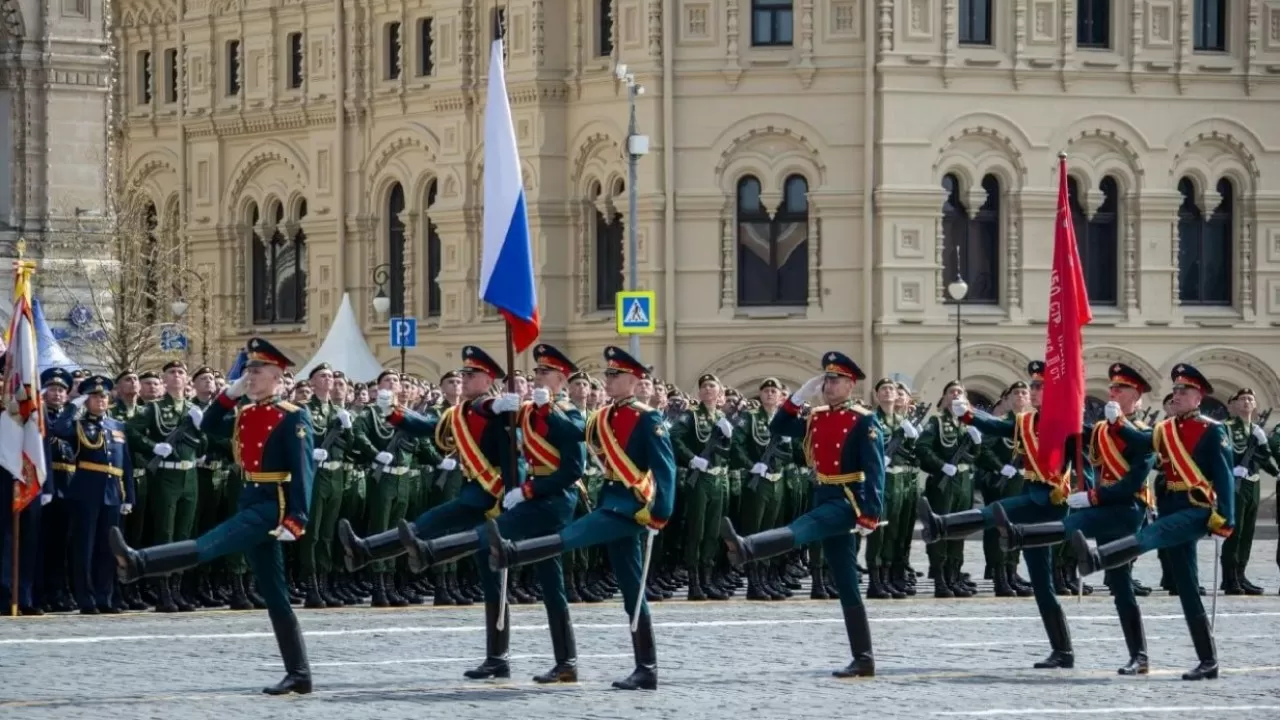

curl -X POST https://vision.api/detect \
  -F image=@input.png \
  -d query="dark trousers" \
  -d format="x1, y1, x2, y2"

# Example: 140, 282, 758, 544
560, 509, 651, 619
70, 502, 123, 609
0, 488, 43, 608
788, 493, 866, 611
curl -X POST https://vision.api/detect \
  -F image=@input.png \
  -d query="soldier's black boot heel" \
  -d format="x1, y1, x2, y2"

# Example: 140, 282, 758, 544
263, 611, 312, 695
108, 527, 199, 584
996, 505, 1067, 553
1116, 605, 1149, 675
337, 520, 404, 572
719, 518, 796, 567
533, 608, 579, 683
1182, 612, 1219, 680
1072, 531, 1142, 577
832, 603, 875, 678
485, 519, 564, 571
612, 612, 658, 690
399, 522, 480, 576
1033, 606, 1075, 669
917, 500, 986, 544
464, 601, 511, 679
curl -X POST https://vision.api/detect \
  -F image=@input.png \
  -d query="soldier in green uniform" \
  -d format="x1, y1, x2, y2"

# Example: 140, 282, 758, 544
915, 381, 990, 597
190, 366, 232, 607
126, 360, 205, 612
886, 383, 921, 595
109, 369, 149, 610
423, 371, 470, 605
301, 363, 354, 607
865, 378, 922, 599
329, 371, 366, 602
978, 382, 1035, 597
729, 378, 792, 601
1220, 388, 1277, 595
670, 373, 735, 601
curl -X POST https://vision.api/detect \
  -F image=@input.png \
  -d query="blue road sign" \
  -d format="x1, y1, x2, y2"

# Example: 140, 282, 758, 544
390, 316, 418, 348
160, 328, 188, 352
616, 291, 657, 335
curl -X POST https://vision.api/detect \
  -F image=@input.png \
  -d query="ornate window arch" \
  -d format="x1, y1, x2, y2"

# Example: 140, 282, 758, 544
593, 177, 624, 311
736, 173, 808, 307
423, 178, 442, 318
941, 172, 1000, 305
252, 196, 308, 325
141, 201, 161, 324
1176, 176, 1233, 307
1069, 175, 1120, 305
387, 182, 407, 316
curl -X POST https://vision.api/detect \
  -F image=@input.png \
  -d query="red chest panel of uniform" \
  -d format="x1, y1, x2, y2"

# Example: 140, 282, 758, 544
522, 406, 552, 465
1158, 418, 1209, 468
237, 404, 286, 473
1096, 424, 1128, 484
462, 403, 490, 441
609, 405, 641, 449
807, 408, 859, 476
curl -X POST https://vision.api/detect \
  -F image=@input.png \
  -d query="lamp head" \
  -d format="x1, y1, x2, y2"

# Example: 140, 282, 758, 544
614, 64, 627, 80
171, 299, 190, 318
947, 278, 969, 301
372, 292, 391, 316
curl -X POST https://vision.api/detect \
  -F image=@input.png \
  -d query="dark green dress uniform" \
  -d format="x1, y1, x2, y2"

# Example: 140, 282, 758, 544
486, 345, 677, 691
302, 380, 354, 608
670, 379, 734, 601
1219, 388, 1277, 595
976, 388, 1034, 597
729, 379, 792, 601
192, 368, 234, 608
866, 397, 918, 600
109, 337, 317, 696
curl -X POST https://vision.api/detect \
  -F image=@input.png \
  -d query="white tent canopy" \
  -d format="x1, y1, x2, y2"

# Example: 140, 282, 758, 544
297, 293, 385, 382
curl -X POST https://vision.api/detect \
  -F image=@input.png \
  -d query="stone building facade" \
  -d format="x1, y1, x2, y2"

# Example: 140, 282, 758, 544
118, 0, 1280, 410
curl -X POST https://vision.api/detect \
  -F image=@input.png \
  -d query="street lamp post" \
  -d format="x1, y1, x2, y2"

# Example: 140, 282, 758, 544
370, 263, 404, 376
615, 62, 649, 362
947, 245, 969, 382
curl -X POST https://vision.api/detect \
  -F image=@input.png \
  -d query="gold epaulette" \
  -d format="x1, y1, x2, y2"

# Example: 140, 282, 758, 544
276, 400, 300, 413
629, 400, 654, 412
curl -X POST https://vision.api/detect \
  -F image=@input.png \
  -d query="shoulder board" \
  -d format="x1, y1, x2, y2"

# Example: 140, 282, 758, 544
810, 405, 830, 413
276, 401, 300, 413
631, 400, 654, 412
852, 406, 872, 416
1196, 416, 1220, 426
556, 400, 576, 412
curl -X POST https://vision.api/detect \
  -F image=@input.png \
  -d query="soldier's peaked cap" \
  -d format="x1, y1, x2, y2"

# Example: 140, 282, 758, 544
1108, 363, 1151, 393
40, 367, 71, 389
460, 345, 505, 380
308, 362, 334, 379
1170, 363, 1213, 395
1230, 387, 1256, 402
603, 346, 648, 378
192, 366, 217, 381
245, 337, 294, 370
821, 351, 865, 380
759, 377, 782, 391
1027, 360, 1046, 382
114, 368, 138, 383
80, 374, 114, 396
533, 344, 577, 375
874, 377, 896, 390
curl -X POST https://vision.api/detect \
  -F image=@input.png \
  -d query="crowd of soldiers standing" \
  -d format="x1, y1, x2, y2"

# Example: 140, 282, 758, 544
5, 357, 1279, 616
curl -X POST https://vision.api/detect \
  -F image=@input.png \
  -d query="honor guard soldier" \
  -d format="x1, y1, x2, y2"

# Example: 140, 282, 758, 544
865, 377, 921, 600
1221, 387, 1276, 594
1073, 363, 1234, 681
670, 373, 735, 601
396, 343, 587, 683
48, 375, 134, 614
729, 377, 796, 601
720, 351, 885, 679
302, 362, 354, 608
109, 337, 317, 695
486, 345, 676, 691
995, 363, 1157, 675
919, 361, 1091, 669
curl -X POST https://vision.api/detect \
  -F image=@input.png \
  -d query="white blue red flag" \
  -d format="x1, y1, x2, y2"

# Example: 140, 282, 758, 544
479, 39, 540, 352
1, 259, 46, 512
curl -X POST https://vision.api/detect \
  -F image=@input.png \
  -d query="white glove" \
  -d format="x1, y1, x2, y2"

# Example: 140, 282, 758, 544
187, 406, 204, 426
1104, 401, 1121, 423
375, 450, 394, 465
71, 395, 88, 408
225, 375, 248, 400
901, 419, 919, 440
492, 393, 522, 413
941, 463, 958, 477
1233, 466, 1248, 478
313, 448, 329, 463
337, 409, 353, 429
950, 399, 969, 417
438, 457, 458, 471
40, 494, 52, 506
532, 387, 551, 406
273, 527, 297, 542
690, 456, 710, 472
750, 462, 768, 476
375, 389, 395, 415
153, 442, 173, 458
1253, 425, 1268, 444
121, 503, 133, 515
790, 374, 825, 405
966, 425, 982, 443
1066, 491, 1091, 509
1000, 464, 1018, 478
716, 417, 734, 438
502, 487, 525, 510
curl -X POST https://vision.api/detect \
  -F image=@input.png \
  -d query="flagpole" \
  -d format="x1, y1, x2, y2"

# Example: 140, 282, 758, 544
9, 245, 20, 617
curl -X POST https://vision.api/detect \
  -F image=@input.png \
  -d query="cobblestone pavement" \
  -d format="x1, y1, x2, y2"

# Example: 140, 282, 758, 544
4, 540, 1280, 720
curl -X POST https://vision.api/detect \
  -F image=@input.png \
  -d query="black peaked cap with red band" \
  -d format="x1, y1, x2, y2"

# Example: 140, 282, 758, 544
1108, 362, 1151, 394
245, 337, 295, 370
1170, 363, 1213, 396
461, 345, 505, 380
604, 345, 648, 378
533, 343, 577, 375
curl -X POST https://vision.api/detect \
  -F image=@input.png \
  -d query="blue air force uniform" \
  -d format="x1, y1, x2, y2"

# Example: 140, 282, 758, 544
1072, 363, 1234, 682
719, 351, 885, 679
486, 345, 676, 692
49, 375, 134, 613
109, 338, 317, 696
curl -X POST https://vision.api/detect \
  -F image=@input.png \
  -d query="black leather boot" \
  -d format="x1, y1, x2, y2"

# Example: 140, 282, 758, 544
304, 575, 326, 609
720, 518, 796, 567
1116, 604, 1149, 675
832, 602, 875, 678
881, 567, 905, 599
685, 565, 706, 601
611, 611, 657, 690
1181, 612, 1219, 680
1073, 531, 1142, 577
336, 520, 405, 572
108, 528, 199, 584
399, 522, 479, 576
532, 607, 578, 683
993, 504, 1066, 551
382, 573, 409, 607
262, 610, 312, 695
463, 601, 511, 679
486, 519, 564, 571
865, 565, 890, 599
172, 574, 196, 612
1033, 605, 1075, 669
1238, 565, 1264, 595
228, 574, 254, 610
1221, 563, 1244, 595
702, 566, 729, 600
992, 564, 1016, 597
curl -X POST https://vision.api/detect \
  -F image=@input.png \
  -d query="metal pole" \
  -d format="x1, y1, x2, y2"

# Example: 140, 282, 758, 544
627, 83, 640, 362
400, 346, 406, 377
956, 298, 962, 382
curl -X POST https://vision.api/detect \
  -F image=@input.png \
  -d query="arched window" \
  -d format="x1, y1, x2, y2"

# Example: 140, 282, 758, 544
142, 202, 160, 324
424, 179, 442, 318
278, 200, 307, 323
250, 202, 269, 324
966, 389, 996, 412
593, 180, 623, 311
737, 174, 808, 307
1070, 176, 1119, 305
1200, 396, 1228, 421
1177, 177, 1233, 306
1084, 395, 1108, 424
252, 200, 307, 325
387, 183, 406, 316
941, 173, 1000, 305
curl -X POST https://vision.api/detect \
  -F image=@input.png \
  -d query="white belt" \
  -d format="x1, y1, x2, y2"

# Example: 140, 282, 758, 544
320, 461, 344, 471
887, 465, 908, 474
198, 460, 224, 470
1245, 473, 1260, 483
372, 465, 410, 475
159, 460, 195, 470
703, 466, 728, 476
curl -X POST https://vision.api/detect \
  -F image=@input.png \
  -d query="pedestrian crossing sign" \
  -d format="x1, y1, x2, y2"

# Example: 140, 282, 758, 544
616, 291, 657, 335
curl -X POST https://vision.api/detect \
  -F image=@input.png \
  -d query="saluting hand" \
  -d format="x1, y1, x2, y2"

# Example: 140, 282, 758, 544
225, 375, 248, 400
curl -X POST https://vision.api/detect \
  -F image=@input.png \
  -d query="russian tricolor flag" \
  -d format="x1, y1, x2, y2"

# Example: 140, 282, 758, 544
479, 39, 540, 353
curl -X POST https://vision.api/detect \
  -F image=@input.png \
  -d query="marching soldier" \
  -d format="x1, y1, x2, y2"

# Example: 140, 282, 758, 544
886, 383, 922, 595
1220, 388, 1276, 594
720, 351, 884, 679
865, 378, 920, 600
995, 363, 1156, 675
729, 378, 793, 601
979, 382, 1035, 597
486, 345, 676, 691
302, 363, 354, 608
670, 374, 735, 601
1073, 363, 1233, 681
109, 337, 316, 695
50, 375, 134, 614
